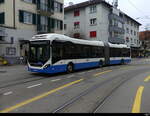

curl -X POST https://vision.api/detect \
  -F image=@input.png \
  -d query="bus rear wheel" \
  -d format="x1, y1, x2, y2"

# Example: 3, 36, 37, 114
67, 63, 74, 73
121, 59, 125, 65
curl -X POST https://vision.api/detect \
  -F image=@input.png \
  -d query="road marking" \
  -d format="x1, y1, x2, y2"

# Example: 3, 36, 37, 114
0, 79, 84, 113
67, 75, 74, 78
27, 83, 42, 89
51, 79, 61, 82
3, 92, 13, 96
132, 86, 144, 113
144, 76, 150, 82
94, 70, 112, 77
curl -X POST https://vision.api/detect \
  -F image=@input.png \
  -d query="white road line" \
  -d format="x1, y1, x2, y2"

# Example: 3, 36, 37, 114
3, 91, 13, 96
27, 83, 42, 89
67, 75, 74, 78
51, 79, 61, 82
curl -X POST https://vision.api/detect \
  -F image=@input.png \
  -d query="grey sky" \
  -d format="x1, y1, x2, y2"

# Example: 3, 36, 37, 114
64, 0, 150, 31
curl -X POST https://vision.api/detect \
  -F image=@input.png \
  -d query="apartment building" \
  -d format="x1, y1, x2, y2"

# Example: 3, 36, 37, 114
0, 0, 64, 64
64, 0, 111, 42
64, 0, 141, 57
124, 14, 141, 57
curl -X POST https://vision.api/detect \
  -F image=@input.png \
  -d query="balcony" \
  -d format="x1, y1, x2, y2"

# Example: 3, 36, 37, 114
109, 13, 125, 23
109, 25, 125, 34
37, 2, 54, 16
109, 36, 125, 44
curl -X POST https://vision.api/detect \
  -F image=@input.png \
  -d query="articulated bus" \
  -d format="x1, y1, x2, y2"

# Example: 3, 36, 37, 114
28, 34, 131, 74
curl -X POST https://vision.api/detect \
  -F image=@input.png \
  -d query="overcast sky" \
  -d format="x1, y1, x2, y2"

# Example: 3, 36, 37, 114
64, 0, 150, 31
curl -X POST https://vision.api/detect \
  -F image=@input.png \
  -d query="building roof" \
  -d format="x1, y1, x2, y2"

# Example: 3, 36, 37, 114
64, 0, 112, 12
124, 14, 142, 26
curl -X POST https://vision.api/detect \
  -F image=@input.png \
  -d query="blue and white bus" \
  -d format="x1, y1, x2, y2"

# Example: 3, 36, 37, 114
28, 34, 131, 74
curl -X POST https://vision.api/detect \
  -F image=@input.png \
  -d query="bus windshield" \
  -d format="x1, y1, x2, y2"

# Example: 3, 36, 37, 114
29, 41, 50, 67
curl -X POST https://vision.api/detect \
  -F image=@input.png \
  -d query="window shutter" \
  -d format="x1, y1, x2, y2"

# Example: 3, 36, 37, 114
32, 0, 36, 4
37, 0, 40, 10
32, 13, 37, 25
19, 10, 24, 23
0, 12, 5, 24
60, 4, 63, 12
37, 14, 41, 31
51, 0, 54, 11
51, 18, 55, 29
48, 17, 51, 32
0, 0, 4, 4
48, 0, 54, 12
60, 20, 63, 30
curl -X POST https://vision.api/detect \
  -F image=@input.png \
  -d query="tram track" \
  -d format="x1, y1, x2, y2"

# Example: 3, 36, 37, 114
0, 76, 47, 90
0, 65, 126, 90
52, 67, 149, 113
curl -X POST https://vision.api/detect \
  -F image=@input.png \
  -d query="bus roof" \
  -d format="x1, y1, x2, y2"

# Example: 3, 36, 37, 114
32, 33, 104, 46
31, 33, 130, 48
108, 43, 130, 49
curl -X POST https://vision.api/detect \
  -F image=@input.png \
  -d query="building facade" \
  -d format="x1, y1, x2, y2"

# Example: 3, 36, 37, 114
0, 0, 64, 64
139, 31, 150, 57
64, 0, 111, 42
64, 0, 141, 57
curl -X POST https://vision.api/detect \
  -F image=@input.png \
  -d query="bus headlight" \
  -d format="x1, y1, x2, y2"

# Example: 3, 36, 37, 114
44, 64, 51, 69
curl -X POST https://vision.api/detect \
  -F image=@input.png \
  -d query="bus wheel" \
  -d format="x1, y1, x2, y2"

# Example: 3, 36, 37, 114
67, 63, 74, 73
121, 59, 125, 65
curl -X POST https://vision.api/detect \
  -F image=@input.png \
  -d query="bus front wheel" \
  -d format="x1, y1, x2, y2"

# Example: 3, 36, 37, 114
67, 63, 74, 73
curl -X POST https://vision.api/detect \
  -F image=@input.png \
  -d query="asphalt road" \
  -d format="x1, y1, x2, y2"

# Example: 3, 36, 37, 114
0, 58, 150, 113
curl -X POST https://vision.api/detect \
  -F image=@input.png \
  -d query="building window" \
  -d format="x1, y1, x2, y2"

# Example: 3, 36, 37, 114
126, 37, 129, 43
134, 31, 136, 36
64, 24, 67, 30
74, 22, 80, 29
40, 16, 48, 31
131, 38, 133, 43
74, 10, 80, 17
19, 10, 36, 25
127, 20, 130, 25
90, 18, 97, 26
90, 31, 97, 38
131, 22, 133, 26
74, 33, 80, 38
0, 36, 4, 41
24, 12, 33, 24
131, 30, 133, 35
6, 47, 16, 56
126, 28, 129, 34
55, 19, 63, 30
54, 1, 63, 12
90, 5, 97, 13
